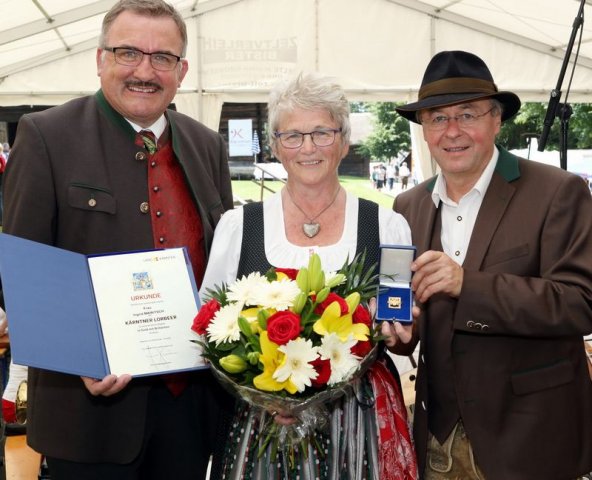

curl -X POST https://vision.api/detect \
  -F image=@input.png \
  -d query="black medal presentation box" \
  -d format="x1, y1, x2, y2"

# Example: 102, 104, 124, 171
376, 244, 416, 323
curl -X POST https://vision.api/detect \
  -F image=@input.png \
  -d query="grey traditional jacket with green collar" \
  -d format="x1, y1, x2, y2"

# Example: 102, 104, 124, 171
2, 90, 233, 463
5, 90, 232, 256
394, 146, 592, 479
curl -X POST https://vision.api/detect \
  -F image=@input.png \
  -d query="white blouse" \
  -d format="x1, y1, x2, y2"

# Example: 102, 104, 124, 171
200, 191, 412, 296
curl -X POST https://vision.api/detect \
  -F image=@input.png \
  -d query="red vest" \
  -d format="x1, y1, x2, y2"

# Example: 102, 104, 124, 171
136, 130, 206, 284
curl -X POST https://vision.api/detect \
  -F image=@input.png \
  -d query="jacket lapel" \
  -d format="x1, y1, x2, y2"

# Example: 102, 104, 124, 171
414, 182, 440, 256
462, 147, 520, 270
95, 89, 137, 142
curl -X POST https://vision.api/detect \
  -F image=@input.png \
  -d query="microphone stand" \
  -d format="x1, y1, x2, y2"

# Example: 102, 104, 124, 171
538, 0, 586, 171
558, 103, 573, 171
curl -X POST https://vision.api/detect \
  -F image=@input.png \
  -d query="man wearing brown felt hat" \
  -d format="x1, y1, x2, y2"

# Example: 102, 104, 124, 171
383, 50, 592, 479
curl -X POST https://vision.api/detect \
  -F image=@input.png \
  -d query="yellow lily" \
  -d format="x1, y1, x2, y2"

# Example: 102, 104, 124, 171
241, 307, 263, 334
253, 332, 298, 394
219, 354, 248, 374
313, 297, 369, 342
242, 307, 276, 334
345, 292, 361, 313
276, 271, 291, 282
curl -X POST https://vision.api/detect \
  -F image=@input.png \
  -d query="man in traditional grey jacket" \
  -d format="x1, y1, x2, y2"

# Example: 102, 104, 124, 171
2, 1, 232, 478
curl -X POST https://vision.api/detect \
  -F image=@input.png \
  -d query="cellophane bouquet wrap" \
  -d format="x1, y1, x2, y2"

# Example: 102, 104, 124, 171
192, 252, 380, 457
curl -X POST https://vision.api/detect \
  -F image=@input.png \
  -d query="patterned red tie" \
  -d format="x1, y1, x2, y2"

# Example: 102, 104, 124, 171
136, 129, 193, 397
138, 130, 157, 154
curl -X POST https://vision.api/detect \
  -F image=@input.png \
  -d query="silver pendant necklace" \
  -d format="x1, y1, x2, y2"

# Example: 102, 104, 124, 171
285, 185, 342, 238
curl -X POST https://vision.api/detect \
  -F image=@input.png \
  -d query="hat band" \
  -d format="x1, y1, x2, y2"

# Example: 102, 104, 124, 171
419, 77, 498, 100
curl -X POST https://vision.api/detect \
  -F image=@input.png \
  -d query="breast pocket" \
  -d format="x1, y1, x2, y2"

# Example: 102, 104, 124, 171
482, 243, 530, 269
68, 184, 116, 214
511, 359, 574, 396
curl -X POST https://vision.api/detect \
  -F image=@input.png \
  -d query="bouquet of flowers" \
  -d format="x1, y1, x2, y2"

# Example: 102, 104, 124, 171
192, 252, 380, 455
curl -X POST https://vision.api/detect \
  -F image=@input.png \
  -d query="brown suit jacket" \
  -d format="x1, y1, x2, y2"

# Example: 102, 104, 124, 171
395, 147, 592, 479
2, 91, 233, 463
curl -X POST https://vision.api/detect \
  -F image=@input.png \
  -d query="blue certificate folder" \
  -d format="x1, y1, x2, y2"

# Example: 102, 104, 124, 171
0, 233, 204, 378
376, 244, 416, 323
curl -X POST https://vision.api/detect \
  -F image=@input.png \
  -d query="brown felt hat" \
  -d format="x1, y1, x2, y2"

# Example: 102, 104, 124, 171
396, 50, 521, 124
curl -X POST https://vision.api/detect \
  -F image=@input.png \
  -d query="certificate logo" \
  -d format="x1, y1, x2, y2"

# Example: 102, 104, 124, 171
133, 272, 153, 291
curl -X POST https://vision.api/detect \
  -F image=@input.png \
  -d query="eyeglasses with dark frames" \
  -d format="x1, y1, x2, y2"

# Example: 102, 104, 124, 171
274, 128, 342, 149
421, 107, 496, 131
104, 47, 181, 71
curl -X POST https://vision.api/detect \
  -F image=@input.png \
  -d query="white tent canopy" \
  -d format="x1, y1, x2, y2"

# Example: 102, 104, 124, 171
1, 0, 591, 129
1, 0, 592, 179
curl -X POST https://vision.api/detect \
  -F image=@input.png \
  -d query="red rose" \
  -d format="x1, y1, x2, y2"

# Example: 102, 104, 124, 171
191, 299, 220, 335
314, 292, 348, 315
352, 305, 372, 327
351, 339, 372, 358
310, 357, 331, 388
275, 268, 299, 280
266, 311, 302, 345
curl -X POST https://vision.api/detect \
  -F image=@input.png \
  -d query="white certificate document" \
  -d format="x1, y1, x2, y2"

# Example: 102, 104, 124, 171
88, 248, 206, 376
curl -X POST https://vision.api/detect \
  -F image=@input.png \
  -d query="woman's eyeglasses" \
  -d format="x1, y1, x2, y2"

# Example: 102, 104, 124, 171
274, 128, 342, 149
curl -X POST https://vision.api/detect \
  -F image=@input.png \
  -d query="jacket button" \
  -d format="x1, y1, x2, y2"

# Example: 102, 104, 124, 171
140, 202, 150, 214
467, 320, 475, 328
481, 324, 489, 331
135, 151, 147, 161
88, 198, 97, 207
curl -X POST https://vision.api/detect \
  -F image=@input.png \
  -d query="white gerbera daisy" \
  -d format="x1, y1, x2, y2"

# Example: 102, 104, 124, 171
274, 338, 319, 392
318, 333, 359, 385
251, 279, 301, 311
226, 272, 267, 307
206, 303, 242, 346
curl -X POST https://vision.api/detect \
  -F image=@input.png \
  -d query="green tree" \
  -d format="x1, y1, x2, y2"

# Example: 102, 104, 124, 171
350, 102, 368, 113
498, 103, 556, 150
498, 102, 592, 150
355, 101, 592, 157
355, 102, 410, 162
570, 103, 592, 149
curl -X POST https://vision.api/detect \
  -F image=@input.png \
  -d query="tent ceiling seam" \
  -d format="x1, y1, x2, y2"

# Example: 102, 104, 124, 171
385, 0, 592, 69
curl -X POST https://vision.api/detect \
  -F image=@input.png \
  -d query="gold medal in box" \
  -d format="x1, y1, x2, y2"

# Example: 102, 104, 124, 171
376, 245, 416, 323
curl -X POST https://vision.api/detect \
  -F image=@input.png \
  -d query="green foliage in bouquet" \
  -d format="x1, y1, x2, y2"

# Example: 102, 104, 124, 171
192, 251, 379, 397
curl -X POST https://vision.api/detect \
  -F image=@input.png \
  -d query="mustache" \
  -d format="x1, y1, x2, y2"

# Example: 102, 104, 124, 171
125, 81, 162, 90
